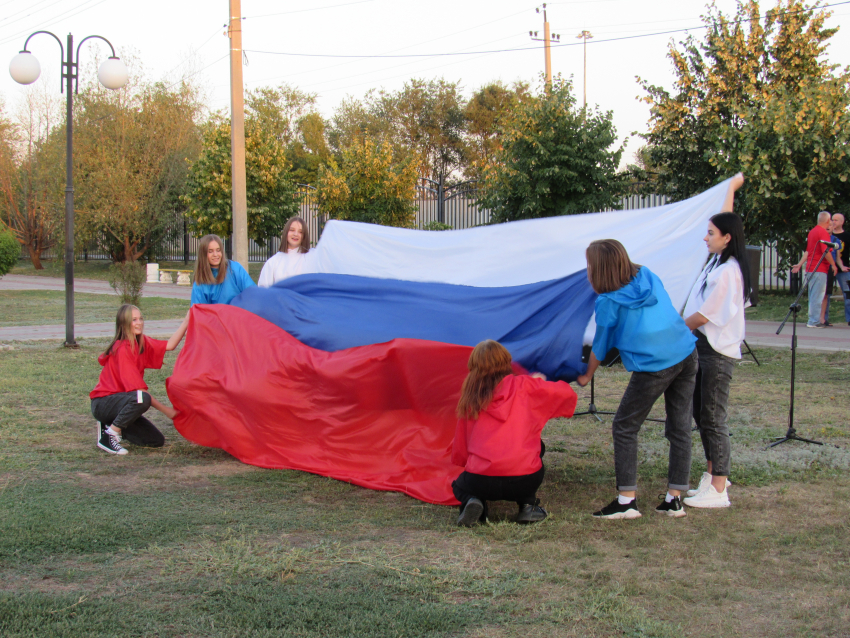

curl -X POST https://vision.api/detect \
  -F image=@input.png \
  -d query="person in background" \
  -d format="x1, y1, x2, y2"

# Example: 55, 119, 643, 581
791, 212, 838, 328
822, 213, 849, 326
830, 213, 850, 326
191, 234, 256, 305
258, 217, 311, 287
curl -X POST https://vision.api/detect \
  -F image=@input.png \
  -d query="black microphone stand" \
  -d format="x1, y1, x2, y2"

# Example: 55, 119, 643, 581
769, 250, 830, 449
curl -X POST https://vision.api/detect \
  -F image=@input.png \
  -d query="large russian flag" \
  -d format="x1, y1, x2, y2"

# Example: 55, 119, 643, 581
166, 179, 732, 504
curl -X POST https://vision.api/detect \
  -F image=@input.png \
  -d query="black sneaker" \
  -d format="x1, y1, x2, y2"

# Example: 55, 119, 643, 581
592, 497, 641, 519
456, 497, 484, 527
517, 500, 548, 524
654, 494, 686, 518
98, 427, 127, 455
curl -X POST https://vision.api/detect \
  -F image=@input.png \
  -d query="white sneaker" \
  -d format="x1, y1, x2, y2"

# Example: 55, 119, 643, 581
686, 473, 732, 497
683, 484, 730, 508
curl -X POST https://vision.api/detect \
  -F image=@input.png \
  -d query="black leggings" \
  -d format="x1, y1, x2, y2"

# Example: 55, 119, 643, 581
451, 441, 545, 509
91, 391, 164, 447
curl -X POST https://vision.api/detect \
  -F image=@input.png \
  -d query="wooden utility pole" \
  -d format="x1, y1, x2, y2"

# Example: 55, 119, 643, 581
576, 30, 594, 111
228, 0, 249, 268
530, 5, 559, 90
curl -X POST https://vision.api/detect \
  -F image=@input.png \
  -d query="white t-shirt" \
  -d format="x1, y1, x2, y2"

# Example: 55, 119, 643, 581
683, 256, 748, 359
258, 248, 309, 287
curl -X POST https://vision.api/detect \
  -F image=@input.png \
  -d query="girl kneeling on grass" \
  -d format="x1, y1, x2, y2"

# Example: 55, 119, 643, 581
91, 304, 189, 455
577, 240, 697, 520
451, 340, 578, 527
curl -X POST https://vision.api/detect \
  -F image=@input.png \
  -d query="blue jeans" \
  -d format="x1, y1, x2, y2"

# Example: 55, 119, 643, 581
611, 349, 698, 492
692, 332, 734, 477
832, 271, 850, 323
807, 272, 827, 325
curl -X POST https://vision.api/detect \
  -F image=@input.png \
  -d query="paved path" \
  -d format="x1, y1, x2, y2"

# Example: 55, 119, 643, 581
2, 274, 849, 352
0, 274, 191, 299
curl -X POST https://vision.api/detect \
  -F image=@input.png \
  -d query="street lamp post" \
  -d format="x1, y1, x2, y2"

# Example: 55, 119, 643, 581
9, 31, 128, 348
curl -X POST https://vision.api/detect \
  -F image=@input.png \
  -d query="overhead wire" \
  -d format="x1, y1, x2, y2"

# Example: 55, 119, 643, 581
0, 0, 114, 47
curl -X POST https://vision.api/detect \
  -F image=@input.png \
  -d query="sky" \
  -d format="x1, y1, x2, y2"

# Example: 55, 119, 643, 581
2, 0, 849, 166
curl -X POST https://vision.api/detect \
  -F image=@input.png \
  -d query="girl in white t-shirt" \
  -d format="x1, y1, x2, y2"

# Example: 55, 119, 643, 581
258, 216, 311, 287
682, 209, 751, 508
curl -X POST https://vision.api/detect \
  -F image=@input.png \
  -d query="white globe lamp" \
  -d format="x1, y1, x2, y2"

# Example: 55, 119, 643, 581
9, 51, 41, 85
98, 56, 128, 90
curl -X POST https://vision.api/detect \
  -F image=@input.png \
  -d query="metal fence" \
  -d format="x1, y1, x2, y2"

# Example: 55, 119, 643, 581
16, 183, 794, 291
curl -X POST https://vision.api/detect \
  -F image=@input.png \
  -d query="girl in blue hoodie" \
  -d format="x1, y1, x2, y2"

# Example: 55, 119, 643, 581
577, 239, 697, 520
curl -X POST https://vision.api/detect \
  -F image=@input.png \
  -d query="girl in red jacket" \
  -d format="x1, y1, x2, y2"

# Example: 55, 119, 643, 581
90, 304, 189, 455
452, 340, 578, 526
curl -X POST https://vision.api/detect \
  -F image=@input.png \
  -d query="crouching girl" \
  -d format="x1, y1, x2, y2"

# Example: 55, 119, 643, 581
91, 304, 189, 455
451, 340, 578, 526
577, 240, 697, 519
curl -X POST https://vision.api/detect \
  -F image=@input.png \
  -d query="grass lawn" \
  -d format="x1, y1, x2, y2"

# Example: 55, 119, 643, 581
0, 291, 190, 327
11, 259, 264, 283
1, 338, 848, 637
746, 289, 847, 322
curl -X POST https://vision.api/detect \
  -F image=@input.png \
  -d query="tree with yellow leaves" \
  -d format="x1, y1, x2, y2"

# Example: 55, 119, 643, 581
640, 0, 850, 265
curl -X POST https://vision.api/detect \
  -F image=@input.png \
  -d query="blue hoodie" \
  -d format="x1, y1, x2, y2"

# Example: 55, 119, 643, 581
591, 267, 695, 373
191, 261, 256, 306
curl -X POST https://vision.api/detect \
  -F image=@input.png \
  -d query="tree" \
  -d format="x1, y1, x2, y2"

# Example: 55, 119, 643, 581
640, 0, 850, 265
286, 112, 333, 184
328, 79, 467, 180
73, 81, 201, 262
464, 81, 530, 180
315, 138, 418, 228
183, 111, 300, 246
479, 77, 624, 222
0, 89, 64, 269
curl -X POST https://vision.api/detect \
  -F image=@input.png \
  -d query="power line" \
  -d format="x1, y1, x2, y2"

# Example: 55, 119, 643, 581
0, 0, 113, 47
244, 0, 375, 20
163, 53, 229, 91
242, 0, 850, 60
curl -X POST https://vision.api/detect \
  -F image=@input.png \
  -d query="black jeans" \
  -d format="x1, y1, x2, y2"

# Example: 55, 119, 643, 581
611, 349, 697, 492
692, 331, 734, 477
91, 391, 164, 447
452, 442, 545, 510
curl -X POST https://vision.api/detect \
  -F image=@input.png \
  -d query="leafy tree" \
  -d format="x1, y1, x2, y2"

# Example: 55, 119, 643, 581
464, 81, 530, 180
328, 79, 467, 180
479, 77, 624, 222
0, 227, 20, 276
0, 90, 64, 269
73, 81, 201, 262
640, 0, 850, 265
315, 138, 418, 228
286, 112, 333, 184
184, 113, 300, 245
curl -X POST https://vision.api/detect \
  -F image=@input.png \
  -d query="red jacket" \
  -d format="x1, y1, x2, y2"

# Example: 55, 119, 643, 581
90, 336, 167, 399
452, 374, 577, 476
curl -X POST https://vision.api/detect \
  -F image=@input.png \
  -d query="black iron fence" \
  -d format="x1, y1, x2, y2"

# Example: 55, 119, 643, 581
17, 181, 793, 292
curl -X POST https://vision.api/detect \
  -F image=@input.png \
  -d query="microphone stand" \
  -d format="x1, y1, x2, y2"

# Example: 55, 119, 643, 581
574, 351, 665, 424
769, 249, 830, 449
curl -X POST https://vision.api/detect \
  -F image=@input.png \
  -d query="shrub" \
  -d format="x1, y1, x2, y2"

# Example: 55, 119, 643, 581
0, 229, 20, 277
422, 221, 453, 231
108, 261, 146, 305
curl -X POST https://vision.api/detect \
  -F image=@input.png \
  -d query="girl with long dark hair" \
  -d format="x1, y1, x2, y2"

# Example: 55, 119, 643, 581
451, 340, 577, 526
682, 185, 751, 508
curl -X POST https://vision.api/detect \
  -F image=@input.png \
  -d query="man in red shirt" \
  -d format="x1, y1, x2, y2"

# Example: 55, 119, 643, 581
799, 212, 838, 327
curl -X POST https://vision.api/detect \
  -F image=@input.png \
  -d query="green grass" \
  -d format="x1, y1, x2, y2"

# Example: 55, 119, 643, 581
1, 339, 849, 637
746, 289, 846, 322
0, 290, 189, 327
11, 259, 264, 283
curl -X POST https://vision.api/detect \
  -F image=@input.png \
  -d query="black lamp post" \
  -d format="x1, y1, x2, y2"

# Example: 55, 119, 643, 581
10, 31, 128, 347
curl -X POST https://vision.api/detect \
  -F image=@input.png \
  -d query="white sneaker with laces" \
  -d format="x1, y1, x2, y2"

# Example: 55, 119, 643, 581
683, 483, 730, 508
686, 472, 732, 497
